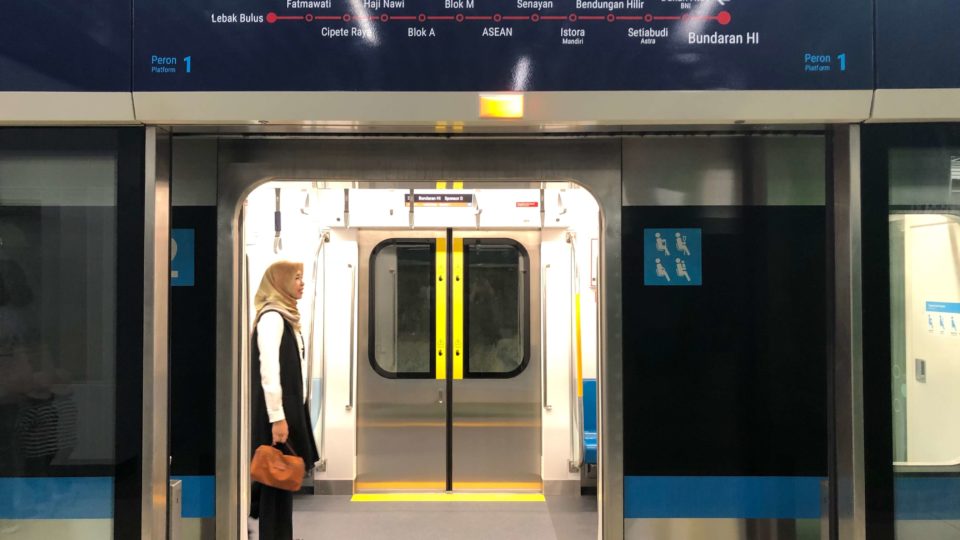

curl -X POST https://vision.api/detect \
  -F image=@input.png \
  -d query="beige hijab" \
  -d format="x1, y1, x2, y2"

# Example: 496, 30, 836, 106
254, 260, 303, 333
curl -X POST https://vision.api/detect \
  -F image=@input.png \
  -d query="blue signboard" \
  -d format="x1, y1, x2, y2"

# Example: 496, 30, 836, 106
876, 0, 960, 89
0, 0, 131, 91
925, 301, 960, 336
133, 0, 872, 92
171, 229, 196, 287
644, 228, 701, 286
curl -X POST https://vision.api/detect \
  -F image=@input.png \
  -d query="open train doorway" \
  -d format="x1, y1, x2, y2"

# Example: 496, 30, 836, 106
240, 181, 602, 539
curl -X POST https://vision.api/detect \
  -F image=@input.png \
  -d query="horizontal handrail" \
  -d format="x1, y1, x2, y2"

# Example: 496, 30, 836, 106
894, 457, 960, 474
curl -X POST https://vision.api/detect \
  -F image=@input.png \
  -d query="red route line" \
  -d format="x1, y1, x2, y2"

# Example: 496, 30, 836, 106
267, 11, 732, 25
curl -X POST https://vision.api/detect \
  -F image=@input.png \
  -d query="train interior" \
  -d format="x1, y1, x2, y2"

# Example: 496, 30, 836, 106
239, 181, 602, 539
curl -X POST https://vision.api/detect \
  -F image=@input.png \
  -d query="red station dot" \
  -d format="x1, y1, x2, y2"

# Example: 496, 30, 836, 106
531, 13, 540, 22
380, 13, 389, 22
717, 10, 732, 25
342, 13, 352, 22
456, 13, 465, 22
606, 13, 615, 22
644, 13, 653, 22
305, 13, 314, 22
266, 12, 278, 23
493, 13, 502, 22
568, 13, 577, 22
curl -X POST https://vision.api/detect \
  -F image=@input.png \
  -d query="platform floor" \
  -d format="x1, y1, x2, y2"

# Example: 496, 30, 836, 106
286, 494, 598, 540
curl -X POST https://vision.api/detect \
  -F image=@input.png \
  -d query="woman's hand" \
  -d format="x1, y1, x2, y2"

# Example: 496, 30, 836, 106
271, 419, 289, 445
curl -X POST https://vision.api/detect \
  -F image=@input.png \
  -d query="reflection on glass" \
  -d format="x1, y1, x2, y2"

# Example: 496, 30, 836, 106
0, 145, 117, 535
373, 242, 433, 376
888, 142, 960, 539
466, 243, 525, 376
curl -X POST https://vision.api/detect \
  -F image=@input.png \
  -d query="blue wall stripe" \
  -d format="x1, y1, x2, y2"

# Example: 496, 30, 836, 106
624, 476, 823, 519
895, 476, 960, 520
0, 476, 215, 520
0, 477, 113, 519
173, 475, 216, 518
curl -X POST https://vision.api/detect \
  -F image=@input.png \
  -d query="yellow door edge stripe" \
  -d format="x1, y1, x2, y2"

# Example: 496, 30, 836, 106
436, 237, 447, 380
351, 493, 545, 503
452, 237, 464, 380
575, 292, 584, 398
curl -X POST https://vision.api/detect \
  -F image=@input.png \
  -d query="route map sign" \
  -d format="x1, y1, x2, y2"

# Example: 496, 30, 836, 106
876, 0, 960, 88
134, 0, 873, 92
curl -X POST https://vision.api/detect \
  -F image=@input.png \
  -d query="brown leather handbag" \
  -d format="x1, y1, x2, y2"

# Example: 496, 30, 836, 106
250, 443, 305, 492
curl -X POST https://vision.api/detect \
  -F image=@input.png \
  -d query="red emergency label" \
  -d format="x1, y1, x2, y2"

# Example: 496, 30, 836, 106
516, 201, 539, 208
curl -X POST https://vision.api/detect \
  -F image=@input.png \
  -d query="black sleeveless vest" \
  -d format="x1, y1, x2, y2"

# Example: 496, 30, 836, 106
251, 313, 320, 469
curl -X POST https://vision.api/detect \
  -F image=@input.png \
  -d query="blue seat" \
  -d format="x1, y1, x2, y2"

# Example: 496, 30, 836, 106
583, 379, 598, 465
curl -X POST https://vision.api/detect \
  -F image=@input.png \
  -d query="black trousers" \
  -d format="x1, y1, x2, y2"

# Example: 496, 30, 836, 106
250, 482, 293, 540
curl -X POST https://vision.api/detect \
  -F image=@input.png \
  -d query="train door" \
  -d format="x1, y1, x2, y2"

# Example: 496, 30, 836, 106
356, 229, 541, 493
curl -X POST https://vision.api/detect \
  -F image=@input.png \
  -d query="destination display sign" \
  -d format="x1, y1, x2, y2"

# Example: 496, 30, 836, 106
133, 0, 873, 91
406, 193, 476, 207
876, 0, 960, 89
0, 0, 131, 91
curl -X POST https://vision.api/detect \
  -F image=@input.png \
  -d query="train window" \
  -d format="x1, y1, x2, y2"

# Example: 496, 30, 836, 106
370, 240, 436, 378
464, 240, 530, 378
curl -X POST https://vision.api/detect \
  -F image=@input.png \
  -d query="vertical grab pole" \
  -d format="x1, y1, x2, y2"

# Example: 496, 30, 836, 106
346, 263, 356, 411
307, 231, 329, 470
543, 263, 552, 411
567, 232, 584, 471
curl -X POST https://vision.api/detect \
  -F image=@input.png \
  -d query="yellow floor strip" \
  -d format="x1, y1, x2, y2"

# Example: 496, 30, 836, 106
355, 481, 542, 491
351, 493, 545, 503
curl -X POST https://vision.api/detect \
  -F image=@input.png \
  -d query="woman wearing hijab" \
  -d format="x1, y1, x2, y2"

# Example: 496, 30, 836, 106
249, 260, 319, 540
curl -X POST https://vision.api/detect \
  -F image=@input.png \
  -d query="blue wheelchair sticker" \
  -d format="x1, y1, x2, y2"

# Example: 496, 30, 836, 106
644, 229, 702, 286
171, 229, 195, 287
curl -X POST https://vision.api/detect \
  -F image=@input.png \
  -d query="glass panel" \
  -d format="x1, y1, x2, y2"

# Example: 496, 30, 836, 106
0, 139, 117, 537
371, 242, 434, 377
465, 242, 527, 377
888, 140, 960, 539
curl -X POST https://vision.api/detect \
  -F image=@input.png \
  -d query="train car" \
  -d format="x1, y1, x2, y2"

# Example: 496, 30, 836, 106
2, 0, 960, 539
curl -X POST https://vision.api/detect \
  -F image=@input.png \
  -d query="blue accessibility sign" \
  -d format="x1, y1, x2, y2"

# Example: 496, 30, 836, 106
171, 228, 195, 287
643, 229, 702, 287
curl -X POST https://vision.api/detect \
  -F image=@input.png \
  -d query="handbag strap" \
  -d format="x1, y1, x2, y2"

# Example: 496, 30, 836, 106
277, 442, 298, 457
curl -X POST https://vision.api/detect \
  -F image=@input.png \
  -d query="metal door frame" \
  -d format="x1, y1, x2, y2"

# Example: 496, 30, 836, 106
214, 137, 623, 539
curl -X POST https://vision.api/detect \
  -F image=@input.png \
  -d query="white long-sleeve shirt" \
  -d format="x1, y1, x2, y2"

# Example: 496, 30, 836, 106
256, 312, 307, 423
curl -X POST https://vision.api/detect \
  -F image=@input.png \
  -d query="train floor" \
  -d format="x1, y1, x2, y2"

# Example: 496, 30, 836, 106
287, 494, 598, 540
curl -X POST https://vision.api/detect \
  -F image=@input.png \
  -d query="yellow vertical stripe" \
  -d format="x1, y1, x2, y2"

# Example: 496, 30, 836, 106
452, 238, 465, 380
436, 237, 447, 380
575, 293, 583, 398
